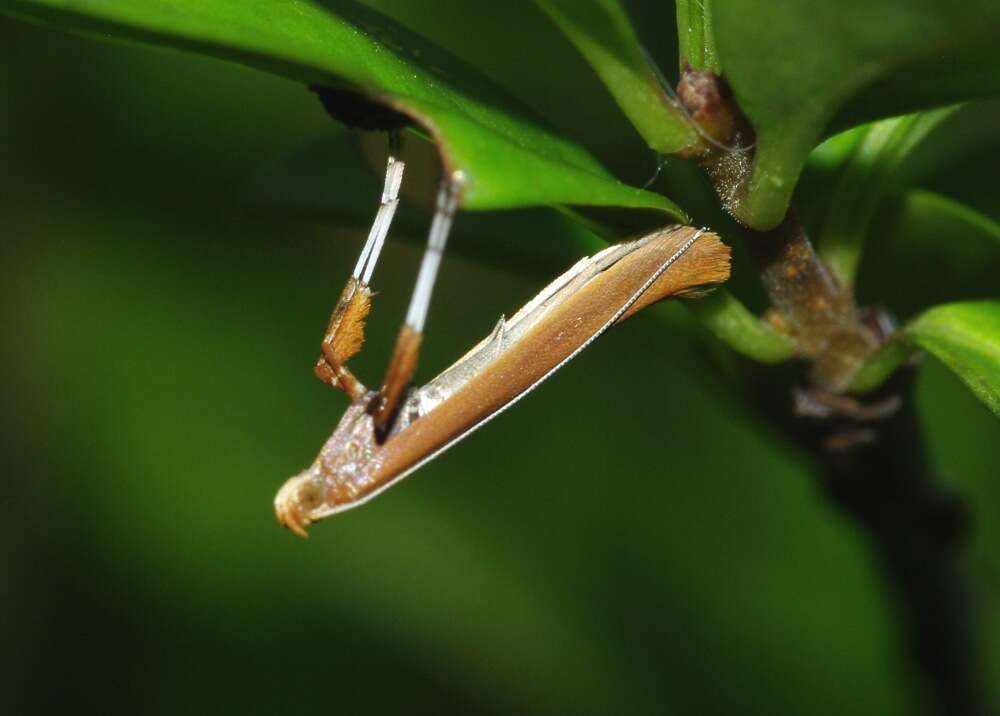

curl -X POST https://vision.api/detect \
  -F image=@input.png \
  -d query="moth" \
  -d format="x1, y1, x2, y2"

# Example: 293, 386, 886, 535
274, 134, 730, 537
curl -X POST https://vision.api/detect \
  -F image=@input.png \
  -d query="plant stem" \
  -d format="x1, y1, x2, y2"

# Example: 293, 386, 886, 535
748, 215, 878, 390
687, 288, 796, 364
674, 67, 985, 714
676, 0, 721, 74
825, 407, 981, 716
733, 208, 984, 712
749, 367, 984, 715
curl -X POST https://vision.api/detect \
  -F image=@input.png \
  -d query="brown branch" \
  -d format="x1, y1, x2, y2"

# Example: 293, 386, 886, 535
748, 215, 878, 390
749, 365, 985, 715
675, 67, 985, 714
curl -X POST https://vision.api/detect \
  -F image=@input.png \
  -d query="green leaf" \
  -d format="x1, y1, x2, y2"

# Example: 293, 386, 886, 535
849, 193, 1000, 395
246, 129, 612, 275
909, 302, 1000, 418
676, 0, 720, 74
687, 289, 796, 364
345, 1, 657, 182
249, 129, 784, 366
894, 100, 1000, 219
805, 127, 867, 175
895, 191, 1000, 247
533, 0, 699, 155
713, 0, 1000, 229
0, 0, 684, 218
848, 336, 915, 395
858, 190, 1000, 318
851, 301, 1000, 419
817, 109, 955, 286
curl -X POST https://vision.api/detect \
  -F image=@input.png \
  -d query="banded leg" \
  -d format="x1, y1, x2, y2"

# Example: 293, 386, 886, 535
314, 132, 406, 400
372, 176, 460, 435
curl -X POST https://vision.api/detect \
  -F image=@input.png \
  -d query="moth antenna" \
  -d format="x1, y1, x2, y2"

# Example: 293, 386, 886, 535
403, 174, 461, 333
372, 173, 462, 434
353, 130, 405, 284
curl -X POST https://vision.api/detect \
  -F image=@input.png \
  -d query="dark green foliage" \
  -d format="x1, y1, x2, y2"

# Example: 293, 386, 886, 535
1, 2, 999, 714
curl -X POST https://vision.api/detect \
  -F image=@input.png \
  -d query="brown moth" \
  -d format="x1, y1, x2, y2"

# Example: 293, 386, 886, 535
275, 223, 730, 536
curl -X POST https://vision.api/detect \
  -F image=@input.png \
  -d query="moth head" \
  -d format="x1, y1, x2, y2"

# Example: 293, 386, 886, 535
273, 466, 329, 538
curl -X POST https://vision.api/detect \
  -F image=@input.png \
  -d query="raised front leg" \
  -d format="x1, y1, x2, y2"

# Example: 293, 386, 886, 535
314, 132, 405, 400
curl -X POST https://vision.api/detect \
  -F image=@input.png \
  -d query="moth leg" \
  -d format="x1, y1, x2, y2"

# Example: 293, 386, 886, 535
314, 131, 406, 400
313, 277, 371, 401
371, 175, 461, 435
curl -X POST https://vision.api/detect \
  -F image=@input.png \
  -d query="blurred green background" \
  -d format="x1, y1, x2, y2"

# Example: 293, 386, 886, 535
2, 5, 999, 715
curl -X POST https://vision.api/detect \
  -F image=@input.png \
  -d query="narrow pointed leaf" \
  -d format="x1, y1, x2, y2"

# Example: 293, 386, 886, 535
0, 0, 685, 218
859, 190, 1000, 317
534, 0, 699, 155
909, 301, 1000, 417
245, 130, 607, 273
851, 300, 1000, 420
818, 108, 955, 286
